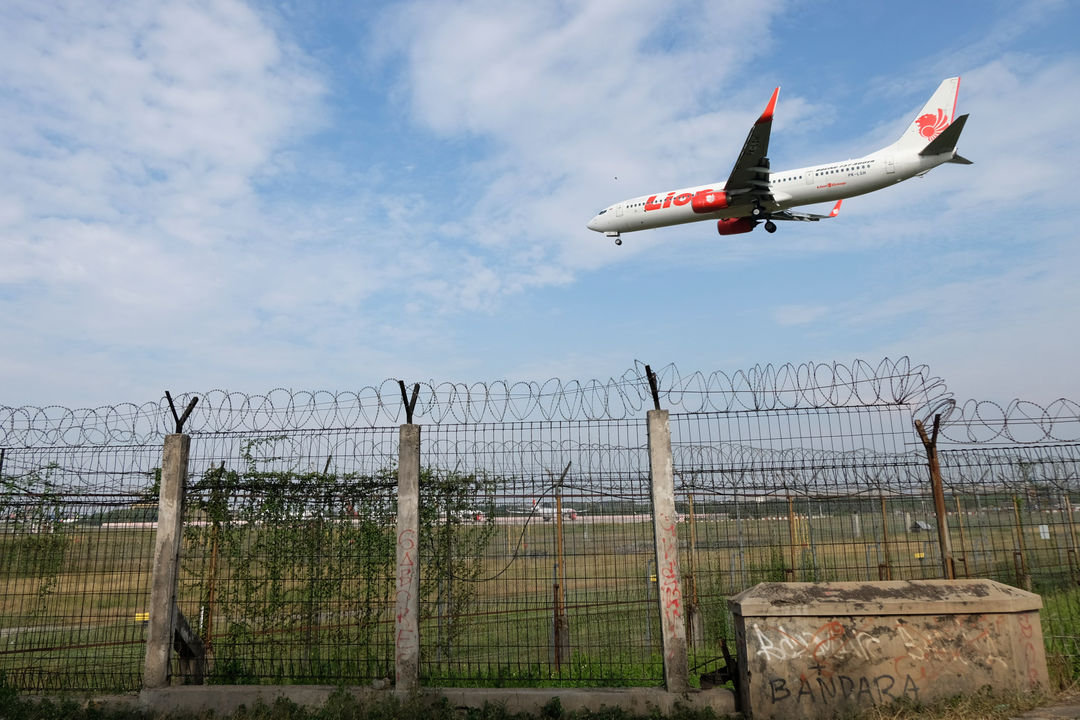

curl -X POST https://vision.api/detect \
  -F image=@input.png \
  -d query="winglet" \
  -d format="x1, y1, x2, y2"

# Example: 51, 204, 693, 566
757, 87, 780, 124
829, 199, 842, 217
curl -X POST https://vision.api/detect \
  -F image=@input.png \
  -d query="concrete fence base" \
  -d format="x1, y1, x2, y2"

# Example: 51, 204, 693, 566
85, 685, 736, 717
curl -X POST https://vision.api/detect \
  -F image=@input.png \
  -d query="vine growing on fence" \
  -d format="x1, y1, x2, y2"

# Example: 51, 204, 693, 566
0, 463, 69, 618
179, 440, 498, 681
419, 469, 498, 659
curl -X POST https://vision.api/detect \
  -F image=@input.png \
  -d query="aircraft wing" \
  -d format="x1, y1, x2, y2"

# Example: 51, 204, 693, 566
772, 199, 843, 222
723, 87, 780, 206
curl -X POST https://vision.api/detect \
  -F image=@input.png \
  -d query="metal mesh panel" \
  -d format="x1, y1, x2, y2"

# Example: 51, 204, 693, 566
179, 428, 399, 684
669, 409, 1080, 676
670, 406, 926, 676
0, 445, 159, 691
937, 445, 1080, 665
2, 392, 1079, 691
417, 419, 659, 686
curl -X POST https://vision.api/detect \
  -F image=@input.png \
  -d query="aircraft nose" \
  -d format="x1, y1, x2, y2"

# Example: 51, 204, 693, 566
586, 215, 601, 232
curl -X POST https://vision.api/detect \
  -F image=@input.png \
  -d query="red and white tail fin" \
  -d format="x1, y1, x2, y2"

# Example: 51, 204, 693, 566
892, 77, 961, 152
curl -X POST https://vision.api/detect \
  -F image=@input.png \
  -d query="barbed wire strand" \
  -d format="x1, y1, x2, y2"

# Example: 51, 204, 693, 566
1, 357, 1078, 448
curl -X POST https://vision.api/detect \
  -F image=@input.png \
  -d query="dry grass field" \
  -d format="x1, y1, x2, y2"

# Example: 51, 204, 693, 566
3, 499, 1078, 692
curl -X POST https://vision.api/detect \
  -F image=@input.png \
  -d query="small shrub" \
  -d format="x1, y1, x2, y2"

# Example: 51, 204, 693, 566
540, 697, 563, 720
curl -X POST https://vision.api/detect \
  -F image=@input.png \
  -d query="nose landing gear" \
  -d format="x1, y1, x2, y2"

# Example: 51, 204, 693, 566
615, 237, 622, 245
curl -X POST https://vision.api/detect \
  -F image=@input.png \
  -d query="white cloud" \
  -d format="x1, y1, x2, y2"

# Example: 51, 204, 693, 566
803, 225, 1080, 404
3, 0, 1078, 410
0, 0, 329, 403
859, 248, 1080, 405
775, 304, 830, 327
373, 0, 791, 270
0, 1, 322, 224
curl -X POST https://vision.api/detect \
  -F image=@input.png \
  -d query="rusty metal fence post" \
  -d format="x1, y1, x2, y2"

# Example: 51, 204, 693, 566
915, 414, 955, 580
879, 493, 893, 580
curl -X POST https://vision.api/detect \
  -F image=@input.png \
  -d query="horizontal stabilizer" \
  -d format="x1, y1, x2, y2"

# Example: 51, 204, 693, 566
949, 154, 973, 165
920, 114, 968, 156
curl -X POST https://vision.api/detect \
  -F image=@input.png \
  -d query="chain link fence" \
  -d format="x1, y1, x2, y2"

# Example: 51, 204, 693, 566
2, 361, 1079, 691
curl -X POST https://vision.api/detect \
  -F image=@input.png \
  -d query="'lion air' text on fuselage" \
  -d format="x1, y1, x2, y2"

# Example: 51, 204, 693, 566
646, 190, 728, 213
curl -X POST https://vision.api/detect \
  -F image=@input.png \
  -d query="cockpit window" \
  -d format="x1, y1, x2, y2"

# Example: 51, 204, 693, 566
597, 209, 607, 215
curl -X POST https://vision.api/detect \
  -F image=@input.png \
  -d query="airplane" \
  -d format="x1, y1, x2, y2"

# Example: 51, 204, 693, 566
441, 508, 487, 523
503, 500, 581, 522
534, 500, 579, 522
586, 77, 971, 245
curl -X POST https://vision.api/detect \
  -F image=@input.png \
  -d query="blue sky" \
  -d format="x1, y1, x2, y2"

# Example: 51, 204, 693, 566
1, 0, 1078, 409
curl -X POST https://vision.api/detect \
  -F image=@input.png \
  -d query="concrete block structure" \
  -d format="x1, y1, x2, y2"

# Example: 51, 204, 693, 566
729, 579, 1048, 719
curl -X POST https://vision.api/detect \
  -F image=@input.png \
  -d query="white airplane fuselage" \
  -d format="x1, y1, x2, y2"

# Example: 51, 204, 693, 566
588, 149, 953, 234
587, 77, 970, 241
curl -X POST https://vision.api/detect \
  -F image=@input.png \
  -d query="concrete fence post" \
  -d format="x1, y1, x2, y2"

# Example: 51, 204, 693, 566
647, 409, 689, 692
395, 424, 421, 696
143, 433, 190, 689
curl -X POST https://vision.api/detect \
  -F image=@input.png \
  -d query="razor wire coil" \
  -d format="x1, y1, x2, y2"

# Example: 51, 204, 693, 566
2, 356, 1079, 447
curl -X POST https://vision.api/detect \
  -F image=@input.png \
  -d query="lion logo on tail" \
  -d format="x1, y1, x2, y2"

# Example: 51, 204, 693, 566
916, 109, 950, 140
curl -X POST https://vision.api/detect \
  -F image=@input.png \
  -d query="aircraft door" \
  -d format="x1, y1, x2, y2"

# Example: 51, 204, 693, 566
886, 156, 895, 174
616, 204, 624, 217
805, 171, 814, 185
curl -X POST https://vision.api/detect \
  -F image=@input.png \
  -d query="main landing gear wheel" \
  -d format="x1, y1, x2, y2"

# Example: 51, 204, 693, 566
614, 237, 622, 246
764, 220, 777, 233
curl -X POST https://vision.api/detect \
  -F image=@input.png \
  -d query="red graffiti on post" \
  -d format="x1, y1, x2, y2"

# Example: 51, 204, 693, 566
657, 513, 683, 658
395, 529, 417, 661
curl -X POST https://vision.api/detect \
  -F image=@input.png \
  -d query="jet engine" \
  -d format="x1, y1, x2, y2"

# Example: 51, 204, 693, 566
716, 217, 756, 235
692, 189, 729, 213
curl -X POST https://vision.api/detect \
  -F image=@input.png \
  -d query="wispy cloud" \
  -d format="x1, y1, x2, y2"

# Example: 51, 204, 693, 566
372, 0, 791, 267
775, 305, 830, 326
0, 0, 325, 401
2, 0, 1078, 408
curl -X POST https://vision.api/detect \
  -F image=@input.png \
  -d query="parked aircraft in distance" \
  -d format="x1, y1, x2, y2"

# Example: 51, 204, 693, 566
587, 77, 971, 245
504, 500, 580, 521
440, 509, 487, 523
534, 500, 579, 522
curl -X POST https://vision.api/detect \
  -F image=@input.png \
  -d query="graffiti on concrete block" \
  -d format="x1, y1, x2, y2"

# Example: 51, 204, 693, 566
1017, 613, 1040, 687
753, 620, 882, 665
751, 614, 1011, 675
768, 672, 920, 705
